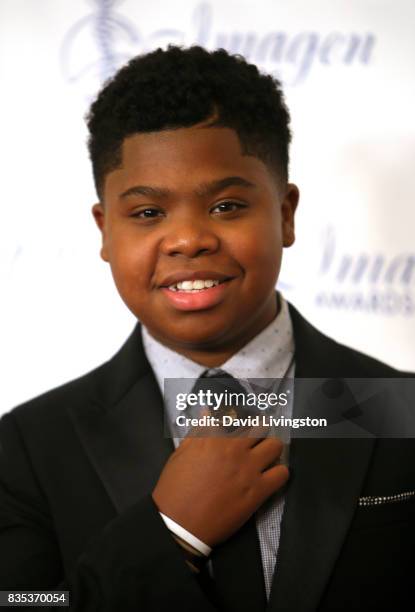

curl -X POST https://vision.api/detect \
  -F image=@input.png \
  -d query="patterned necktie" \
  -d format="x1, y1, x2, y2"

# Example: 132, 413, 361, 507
190, 369, 256, 425
187, 369, 264, 605
190, 369, 288, 602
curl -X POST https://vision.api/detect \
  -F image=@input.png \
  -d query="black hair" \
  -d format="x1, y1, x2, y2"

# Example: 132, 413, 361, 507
86, 45, 292, 198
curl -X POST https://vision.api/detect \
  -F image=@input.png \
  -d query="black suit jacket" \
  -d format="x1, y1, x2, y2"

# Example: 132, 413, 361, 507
0, 303, 414, 611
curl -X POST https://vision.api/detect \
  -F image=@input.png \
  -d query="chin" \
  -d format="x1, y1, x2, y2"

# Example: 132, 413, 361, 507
160, 322, 235, 348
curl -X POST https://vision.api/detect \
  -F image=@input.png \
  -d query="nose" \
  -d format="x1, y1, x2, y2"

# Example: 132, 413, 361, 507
160, 216, 220, 258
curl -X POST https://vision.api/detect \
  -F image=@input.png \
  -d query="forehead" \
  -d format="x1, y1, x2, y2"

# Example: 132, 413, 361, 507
104, 125, 279, 199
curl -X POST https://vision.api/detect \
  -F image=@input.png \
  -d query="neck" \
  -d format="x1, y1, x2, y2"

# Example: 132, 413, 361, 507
149, 294, 280, 367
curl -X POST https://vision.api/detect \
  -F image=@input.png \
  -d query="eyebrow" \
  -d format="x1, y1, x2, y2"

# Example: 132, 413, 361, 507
195, 176, 256, 196
119, 176, 256, 200
120, 185, 169, 199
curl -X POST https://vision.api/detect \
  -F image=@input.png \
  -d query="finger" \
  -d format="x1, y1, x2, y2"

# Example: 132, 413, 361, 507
185, 416, 268, 442
251, 437, 284, 470
259, 464, 290, 501
200, 415, 269, 442
234, 423, 270, 447
184, 409, 222, 438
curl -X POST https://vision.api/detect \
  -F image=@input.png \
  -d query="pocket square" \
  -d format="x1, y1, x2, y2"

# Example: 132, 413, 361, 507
358, 490, 415, 506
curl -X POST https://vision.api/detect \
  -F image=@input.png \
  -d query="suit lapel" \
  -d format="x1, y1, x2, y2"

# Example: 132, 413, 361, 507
266, 305, 376, 612
67, 325, 174, 514
267, 438, 374, 612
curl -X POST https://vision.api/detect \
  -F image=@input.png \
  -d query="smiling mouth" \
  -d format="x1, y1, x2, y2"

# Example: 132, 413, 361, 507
166, 279, 230, 292
160, 278, 234, 311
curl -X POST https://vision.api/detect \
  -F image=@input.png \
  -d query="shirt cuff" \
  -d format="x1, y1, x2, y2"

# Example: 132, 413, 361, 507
159, 512, 212, 556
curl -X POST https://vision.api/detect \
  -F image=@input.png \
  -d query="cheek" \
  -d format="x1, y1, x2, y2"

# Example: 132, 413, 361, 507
106, 230, 155, 291
230, 220, 282, 279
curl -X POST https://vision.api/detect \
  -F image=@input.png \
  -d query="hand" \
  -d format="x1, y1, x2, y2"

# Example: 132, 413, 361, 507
152, 429, 289, 547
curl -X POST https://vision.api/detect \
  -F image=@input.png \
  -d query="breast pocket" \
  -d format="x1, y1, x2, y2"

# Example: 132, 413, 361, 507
350, 495, 415, 531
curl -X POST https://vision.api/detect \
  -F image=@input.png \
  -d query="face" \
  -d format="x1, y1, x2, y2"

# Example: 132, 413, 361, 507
93, 125, 299, 365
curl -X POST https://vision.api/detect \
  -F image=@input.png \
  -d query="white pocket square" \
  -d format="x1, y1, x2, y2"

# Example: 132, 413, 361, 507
358, 490, 415, 506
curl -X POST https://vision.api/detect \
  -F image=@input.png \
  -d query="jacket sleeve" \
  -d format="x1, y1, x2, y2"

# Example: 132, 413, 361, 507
0, 412, 217, 611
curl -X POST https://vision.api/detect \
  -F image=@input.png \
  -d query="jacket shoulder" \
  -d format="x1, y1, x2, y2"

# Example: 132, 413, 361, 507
7, 324, 145, 425
8, 361, 109, 424
288, 302, 411, 377
317, 331, 404, 376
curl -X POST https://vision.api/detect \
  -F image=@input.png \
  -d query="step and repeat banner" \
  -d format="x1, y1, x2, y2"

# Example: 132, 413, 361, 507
1, 0, 414, 411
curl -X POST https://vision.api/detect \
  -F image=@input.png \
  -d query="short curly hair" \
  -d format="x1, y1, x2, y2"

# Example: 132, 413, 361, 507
86, 45, 292, 199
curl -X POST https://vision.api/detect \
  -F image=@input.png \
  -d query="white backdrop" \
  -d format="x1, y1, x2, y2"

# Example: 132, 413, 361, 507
1, 0, 414, 413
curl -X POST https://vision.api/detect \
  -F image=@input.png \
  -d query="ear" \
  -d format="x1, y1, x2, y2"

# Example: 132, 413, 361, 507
91, 203, 109, 262
281, 183, 299, 247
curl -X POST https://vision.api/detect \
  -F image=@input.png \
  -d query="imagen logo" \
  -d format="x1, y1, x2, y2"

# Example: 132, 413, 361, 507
315, 227, 415, 316
60, 0, 376, 92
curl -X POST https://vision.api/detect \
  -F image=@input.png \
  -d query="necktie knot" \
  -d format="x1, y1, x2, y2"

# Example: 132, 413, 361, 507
190, 370, 254, 421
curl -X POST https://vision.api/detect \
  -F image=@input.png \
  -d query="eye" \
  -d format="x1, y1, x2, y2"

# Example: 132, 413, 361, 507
211, 201, 246, 214
131, 208, 163, 219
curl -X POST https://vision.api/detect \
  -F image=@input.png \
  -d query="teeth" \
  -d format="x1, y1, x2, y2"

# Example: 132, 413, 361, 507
168, 279, 222, 291
181, 280, 195, 290
193, 279, 207, 289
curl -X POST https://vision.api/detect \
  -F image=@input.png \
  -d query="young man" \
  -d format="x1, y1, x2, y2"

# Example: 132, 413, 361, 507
0, 46, 414, 611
